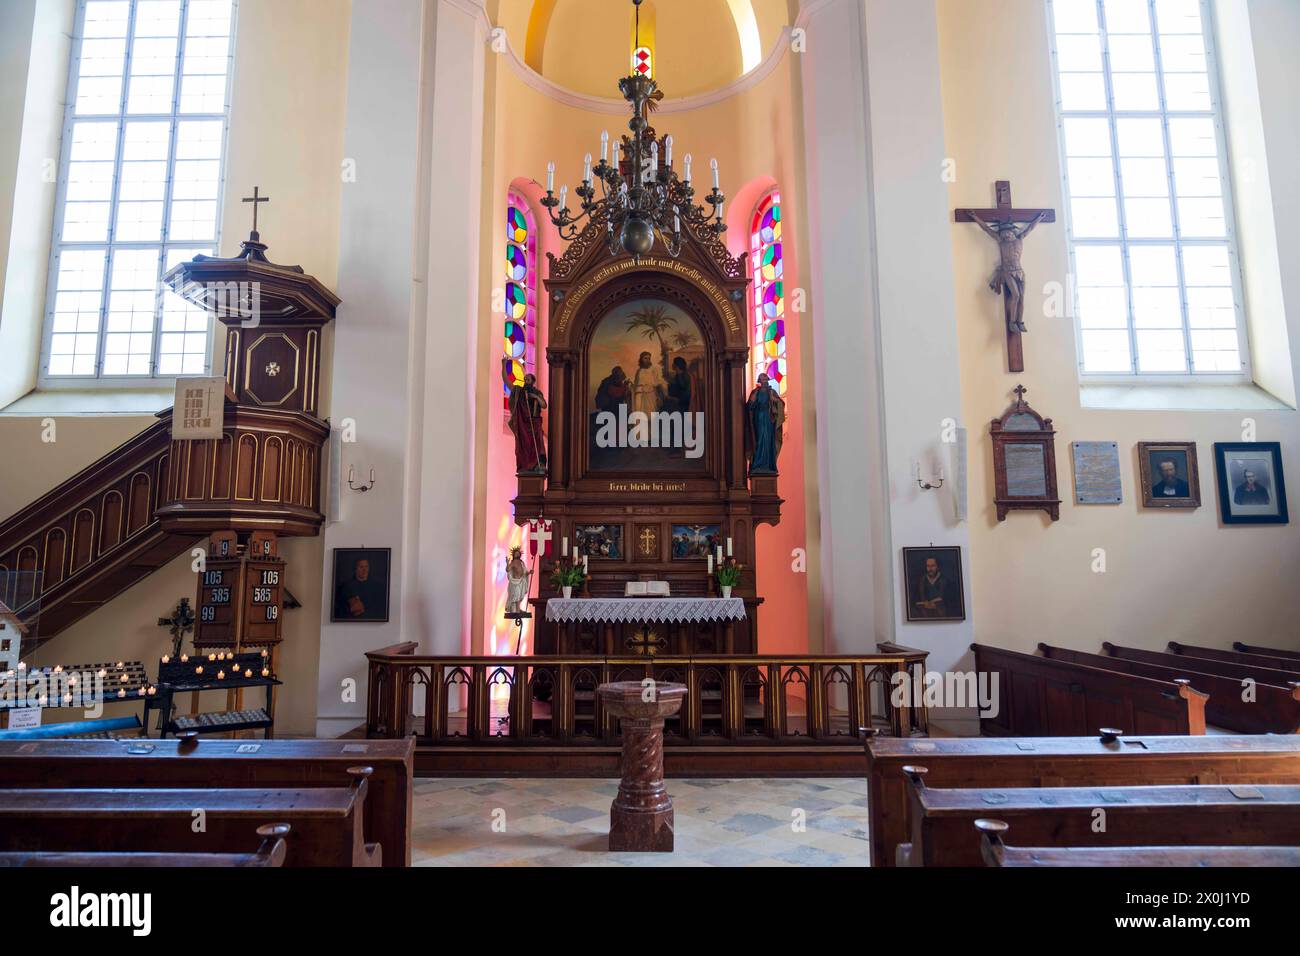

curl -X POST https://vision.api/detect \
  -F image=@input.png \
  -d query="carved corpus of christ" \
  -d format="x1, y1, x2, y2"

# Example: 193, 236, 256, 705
955, 181, 1055, 373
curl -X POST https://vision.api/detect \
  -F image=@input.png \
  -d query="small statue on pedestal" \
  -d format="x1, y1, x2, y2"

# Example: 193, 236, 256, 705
506, 367, 548, 475
745, 372, 786, 475
504, 547, 531, 615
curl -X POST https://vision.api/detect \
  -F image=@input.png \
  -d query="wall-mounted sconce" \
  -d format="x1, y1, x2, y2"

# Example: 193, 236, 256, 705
915, 461, 945, 491
347, 465, 376, 493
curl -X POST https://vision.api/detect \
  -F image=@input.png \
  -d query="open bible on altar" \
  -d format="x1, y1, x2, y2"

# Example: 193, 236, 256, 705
624, 581, 671, 597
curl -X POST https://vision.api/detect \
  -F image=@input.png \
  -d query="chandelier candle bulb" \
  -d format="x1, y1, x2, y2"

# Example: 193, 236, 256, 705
711, 158, 719, 190
583, 153, 592, 182
613, 140, 620, 167
665, 135, 672, 166
601, 130, 609, 162
559, 185, 568, 210
684, 153, 692, 182
546, 161, 555, 192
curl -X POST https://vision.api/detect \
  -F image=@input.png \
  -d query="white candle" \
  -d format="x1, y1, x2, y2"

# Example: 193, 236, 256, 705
613, 140, 620, 167
650, 141, 658, 170
562, 536, 569, 557
600, 130, 609, 162
684, 153, 692, 182
727, 537, 733, 557
559, 184, 567, 209
546, 161, 555, 192
583, 153, 592, 182
583, 554, 589, 573
665, 135, 673, 166
716, 545, 723, 564
707, 553, 714, 574
717, 199, 725, 220
711, 158, 719, 190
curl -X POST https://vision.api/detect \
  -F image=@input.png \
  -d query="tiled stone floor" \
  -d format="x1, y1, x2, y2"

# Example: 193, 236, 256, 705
412, 777, 870, 866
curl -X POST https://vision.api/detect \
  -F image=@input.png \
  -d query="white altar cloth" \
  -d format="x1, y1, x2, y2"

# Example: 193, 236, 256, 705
544, 596, 746, 625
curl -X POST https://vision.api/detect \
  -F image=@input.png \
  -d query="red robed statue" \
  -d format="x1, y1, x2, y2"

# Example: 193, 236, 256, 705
505, 358, 548, 475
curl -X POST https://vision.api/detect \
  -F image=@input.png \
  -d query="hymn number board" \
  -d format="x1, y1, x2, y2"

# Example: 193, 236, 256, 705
194, 531, 285, 649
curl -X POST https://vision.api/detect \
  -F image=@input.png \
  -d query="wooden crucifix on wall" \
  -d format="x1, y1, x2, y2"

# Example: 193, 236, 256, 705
955, 181, 1055, 373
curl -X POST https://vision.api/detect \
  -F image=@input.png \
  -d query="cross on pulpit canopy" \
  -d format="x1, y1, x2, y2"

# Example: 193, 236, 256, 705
954, 180, 1056, 373
242, 186, 270, 237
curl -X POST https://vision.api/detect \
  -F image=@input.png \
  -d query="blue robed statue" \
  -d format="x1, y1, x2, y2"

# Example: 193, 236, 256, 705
745, 372, 786, 475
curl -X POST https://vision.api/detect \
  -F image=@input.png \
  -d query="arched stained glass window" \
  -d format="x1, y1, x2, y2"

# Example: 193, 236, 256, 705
504, 192, 537, 411
750, 191, 785, 394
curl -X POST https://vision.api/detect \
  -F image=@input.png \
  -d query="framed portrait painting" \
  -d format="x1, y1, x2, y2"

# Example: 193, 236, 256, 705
331, 548, 392, 622
1213, 443, 1288, 525
902, 546, 966, 623
1138, 441, 1200, 509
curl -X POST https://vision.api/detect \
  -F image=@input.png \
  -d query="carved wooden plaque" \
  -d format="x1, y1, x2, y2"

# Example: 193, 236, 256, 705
991, 385, 1060, 521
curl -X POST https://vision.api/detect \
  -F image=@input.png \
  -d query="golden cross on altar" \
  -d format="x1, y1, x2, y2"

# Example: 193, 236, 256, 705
626, 629, 665, 657
242, 186, 270, 235
639, 528, 656, 554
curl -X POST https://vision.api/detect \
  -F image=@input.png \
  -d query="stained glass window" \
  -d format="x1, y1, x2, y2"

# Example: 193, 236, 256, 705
750, 191, 785, 394
504, 193, 537, 410
43, 0, 236, 380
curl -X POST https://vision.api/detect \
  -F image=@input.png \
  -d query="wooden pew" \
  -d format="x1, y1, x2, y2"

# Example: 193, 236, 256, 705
0, 767, 379, 867
1112, 641, 1300, 684
972, 643, 1207, 736
902, 766, 1300, 867
974, 819, 1300, 868
1041, 643, 1300, 734
0, 736, 414, 866
1234, 641, 1300, 662
0, 823, 290, 868
1170, 641, 1300, 675
865, 732, 1300, 867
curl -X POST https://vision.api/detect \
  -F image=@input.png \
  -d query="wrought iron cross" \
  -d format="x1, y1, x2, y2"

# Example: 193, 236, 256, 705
626, 629, 665, 657
242, 186, 270, 235
955, 181, 1055, 374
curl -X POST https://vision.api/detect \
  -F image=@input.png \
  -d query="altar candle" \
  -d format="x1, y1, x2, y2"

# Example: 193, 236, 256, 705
600, 130, 609, 162
707, 553, 714, 574
716, 545, 723, 564
727, 537, 733, 557
583, 555, 589, 573
546, 161, 555, 192
562, 536, 569, 557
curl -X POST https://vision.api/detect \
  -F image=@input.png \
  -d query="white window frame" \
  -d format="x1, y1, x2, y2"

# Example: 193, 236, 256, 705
39, 0, 238, 388
1047, 0, 1251, 384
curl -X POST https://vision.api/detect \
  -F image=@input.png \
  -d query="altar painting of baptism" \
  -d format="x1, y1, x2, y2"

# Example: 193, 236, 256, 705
587, 298, 708, 472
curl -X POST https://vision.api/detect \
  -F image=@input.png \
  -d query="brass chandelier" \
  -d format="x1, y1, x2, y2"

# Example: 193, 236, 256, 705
541, 0, 727, 261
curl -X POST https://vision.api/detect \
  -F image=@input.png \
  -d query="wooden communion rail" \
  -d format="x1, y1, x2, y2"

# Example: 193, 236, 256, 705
364, 642, 930, 776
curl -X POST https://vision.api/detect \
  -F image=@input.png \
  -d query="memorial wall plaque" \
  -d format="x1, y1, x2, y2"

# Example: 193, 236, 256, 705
1072, 441, 1123, 504
990, 385, 1060, 521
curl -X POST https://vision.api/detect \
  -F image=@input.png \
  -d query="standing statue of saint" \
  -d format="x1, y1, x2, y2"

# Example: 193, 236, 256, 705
745, 372, 786, 475
504, 546, 531, 615
506, 368, 548, 475
968, 210, 1049, 334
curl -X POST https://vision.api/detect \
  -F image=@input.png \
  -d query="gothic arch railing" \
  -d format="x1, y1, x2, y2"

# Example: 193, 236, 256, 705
364, 644, 930, 746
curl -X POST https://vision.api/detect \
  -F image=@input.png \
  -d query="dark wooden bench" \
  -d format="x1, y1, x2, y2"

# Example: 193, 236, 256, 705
0, 823, 289, 867
1113, 642, 1300, 684
864, 732, 1300, 867
1234, 641, 1300, 662
973, 643, 1207, 736
0, 736, 414, 866
0, 767, 378, 867
1169, 641, 1300, 675
1041, 643, 1300, 734
902, 767, 1300, 866
974, 819, 1300, 868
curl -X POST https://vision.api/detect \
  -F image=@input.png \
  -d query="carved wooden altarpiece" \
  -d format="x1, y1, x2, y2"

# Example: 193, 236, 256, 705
514, 199, 783, 654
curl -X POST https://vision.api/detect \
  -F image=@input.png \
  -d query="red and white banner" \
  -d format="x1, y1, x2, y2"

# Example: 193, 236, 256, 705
526, 518, 554, 558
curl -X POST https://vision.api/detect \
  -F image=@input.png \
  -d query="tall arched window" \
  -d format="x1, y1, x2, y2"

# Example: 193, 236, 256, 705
750, 190, 785, 394
504, 192, 537, 411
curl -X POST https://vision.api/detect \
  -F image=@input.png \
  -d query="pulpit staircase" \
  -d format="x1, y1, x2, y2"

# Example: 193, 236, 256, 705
0, 228, 339, 656
0, 416, 198, 652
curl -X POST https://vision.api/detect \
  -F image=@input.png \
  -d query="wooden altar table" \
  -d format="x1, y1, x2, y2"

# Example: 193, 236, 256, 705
544, 597, 747, 655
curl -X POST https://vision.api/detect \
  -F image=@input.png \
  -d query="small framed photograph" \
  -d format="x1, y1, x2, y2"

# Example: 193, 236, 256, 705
1213, 442, 1288, 525
670, 524, 721, 559
574, 524, 623, 559
331, 548, 391, 622
902, 546, 966, 623
1138, 441, 1200, 509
